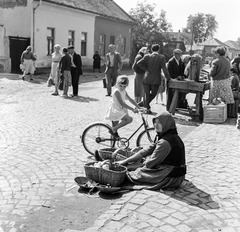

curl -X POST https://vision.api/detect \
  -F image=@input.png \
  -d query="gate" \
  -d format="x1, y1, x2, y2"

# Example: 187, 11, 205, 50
9, 36, 30, 73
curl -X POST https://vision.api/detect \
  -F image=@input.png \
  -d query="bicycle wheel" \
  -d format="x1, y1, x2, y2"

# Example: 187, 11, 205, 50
81, 123, 114, 155
136, 127, 156, 148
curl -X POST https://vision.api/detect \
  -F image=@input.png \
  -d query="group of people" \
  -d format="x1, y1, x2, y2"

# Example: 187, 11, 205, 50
103, 79, 187, 190
103, 45, 187, 190
101, 44, 239, 190
131, 44, 193, 114
48, 45, 82, 97
21, 44, 82, 98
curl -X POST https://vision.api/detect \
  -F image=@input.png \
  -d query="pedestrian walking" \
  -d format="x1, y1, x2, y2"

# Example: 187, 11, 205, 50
132, 47, 148, 103
20, 46, 36, 81
48, 44, 62, 96
58, 47, 71, 97
93, 51, 102, 73
68, 46, 82, 98
155, 73, 166, 105
105, 76, 140, 138
104, 44, 122, 96
137, 44, 171, 114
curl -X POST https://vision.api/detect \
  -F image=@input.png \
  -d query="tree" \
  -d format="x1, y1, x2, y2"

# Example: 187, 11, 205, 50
129, 1, 172, 63
185, 13, 218, 44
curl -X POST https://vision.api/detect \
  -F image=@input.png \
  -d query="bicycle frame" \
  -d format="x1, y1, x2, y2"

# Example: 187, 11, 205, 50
123, 113, 150, 143
97, 113, 151, 144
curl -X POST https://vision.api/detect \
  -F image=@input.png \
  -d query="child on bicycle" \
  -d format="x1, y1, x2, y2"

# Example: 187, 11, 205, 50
105, 75, 141, 138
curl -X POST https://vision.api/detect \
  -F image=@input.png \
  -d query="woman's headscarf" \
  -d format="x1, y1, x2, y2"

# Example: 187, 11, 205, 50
152, 111, 177, 136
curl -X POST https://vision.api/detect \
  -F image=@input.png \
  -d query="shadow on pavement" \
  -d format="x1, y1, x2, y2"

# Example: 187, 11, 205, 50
165, 180, 220, 210
65, 96, 99, 102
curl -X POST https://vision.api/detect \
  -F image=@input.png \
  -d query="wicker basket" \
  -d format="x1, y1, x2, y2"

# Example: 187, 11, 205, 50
84, 162, 127, 187
98, 148, 116, 160
98, 148, 131, 161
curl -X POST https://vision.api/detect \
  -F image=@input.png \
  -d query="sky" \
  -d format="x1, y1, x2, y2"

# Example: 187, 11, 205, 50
114, 0, 240, 42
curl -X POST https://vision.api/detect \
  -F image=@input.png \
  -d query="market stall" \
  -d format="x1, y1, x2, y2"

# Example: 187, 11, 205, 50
168, 79, 210, 121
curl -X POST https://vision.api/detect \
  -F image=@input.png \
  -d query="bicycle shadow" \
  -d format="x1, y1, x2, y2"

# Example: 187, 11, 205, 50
65, 96, 99, 102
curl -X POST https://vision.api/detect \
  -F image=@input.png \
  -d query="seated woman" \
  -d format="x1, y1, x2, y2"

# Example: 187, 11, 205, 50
117, 111, 186, 190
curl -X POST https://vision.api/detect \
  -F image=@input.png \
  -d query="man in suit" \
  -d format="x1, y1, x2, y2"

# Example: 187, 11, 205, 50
137, 44, 171, 114
104, 44, 122, 96
166, 49, 187, 110
68, 46, 82, 97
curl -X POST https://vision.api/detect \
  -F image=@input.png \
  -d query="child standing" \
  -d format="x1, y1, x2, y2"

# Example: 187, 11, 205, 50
58, 47, 71, 97
155, 73, 165, 105
105, 76, 141, 138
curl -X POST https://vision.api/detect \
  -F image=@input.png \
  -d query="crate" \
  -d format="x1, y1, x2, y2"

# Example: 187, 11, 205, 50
203, 104, 227, 123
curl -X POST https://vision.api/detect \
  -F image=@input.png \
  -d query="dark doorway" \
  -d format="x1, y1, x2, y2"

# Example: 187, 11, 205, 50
9, 36, 30, 73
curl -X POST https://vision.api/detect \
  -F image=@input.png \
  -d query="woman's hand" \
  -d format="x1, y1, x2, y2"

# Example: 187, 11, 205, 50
115, 160, 127, 166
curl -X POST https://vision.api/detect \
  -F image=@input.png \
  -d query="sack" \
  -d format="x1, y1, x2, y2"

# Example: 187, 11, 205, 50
103, 77, 106, 88
58, 75, 64, 90
20, 64, 24, 71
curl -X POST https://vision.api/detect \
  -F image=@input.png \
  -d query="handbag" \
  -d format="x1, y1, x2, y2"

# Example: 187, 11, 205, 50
103, 77, 106, 88
58, 75, 64, 90
47, 74, 54, 87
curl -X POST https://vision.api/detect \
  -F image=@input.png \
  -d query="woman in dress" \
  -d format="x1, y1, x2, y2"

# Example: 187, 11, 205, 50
49, 44, 62, 96
105, 76, 140, 138
116, 111, 186, 190
209, 46, 234, 105
93, 51, 102, 73
132, 47, 148, 103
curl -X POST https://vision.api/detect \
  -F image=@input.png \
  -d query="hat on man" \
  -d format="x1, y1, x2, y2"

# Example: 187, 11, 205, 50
173, 49, 182, 54
68, 45, 74, 50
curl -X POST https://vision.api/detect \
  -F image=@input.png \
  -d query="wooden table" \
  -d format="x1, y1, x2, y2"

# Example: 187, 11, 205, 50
168, 79, 210, 120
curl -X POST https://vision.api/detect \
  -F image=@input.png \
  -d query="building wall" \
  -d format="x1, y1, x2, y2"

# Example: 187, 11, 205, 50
94, 17, 133, 63
0, 0, 32, 72
0, 0, 31, 39
34, 2, 95, 67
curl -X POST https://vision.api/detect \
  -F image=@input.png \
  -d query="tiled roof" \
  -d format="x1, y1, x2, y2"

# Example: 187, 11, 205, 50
185, 44, 204, 51
199, 38, 227, 47
224, 40, 240, 50
43, 0, 135, 24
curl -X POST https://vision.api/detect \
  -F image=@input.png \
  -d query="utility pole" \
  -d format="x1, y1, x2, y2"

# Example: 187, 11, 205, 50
190, 20, 194, 51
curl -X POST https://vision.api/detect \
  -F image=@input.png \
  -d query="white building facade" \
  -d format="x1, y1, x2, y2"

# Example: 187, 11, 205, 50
0, 0, 96, 72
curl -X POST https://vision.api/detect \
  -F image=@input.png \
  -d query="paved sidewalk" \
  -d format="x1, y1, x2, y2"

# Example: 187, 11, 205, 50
0, 73, 240, 232
80, 119, 240, 232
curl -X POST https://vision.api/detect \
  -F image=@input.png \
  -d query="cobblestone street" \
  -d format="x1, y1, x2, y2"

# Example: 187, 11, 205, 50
0, 73, 240, 232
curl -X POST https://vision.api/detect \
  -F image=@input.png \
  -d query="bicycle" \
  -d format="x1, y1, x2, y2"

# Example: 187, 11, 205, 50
80, 111, 156, 155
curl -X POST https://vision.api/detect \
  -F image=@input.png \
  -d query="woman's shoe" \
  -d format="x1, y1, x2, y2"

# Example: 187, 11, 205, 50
94, 150, 103, 161
146, 109, 152, 114
52, 92, 58, 96
108, 129, 120, 138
